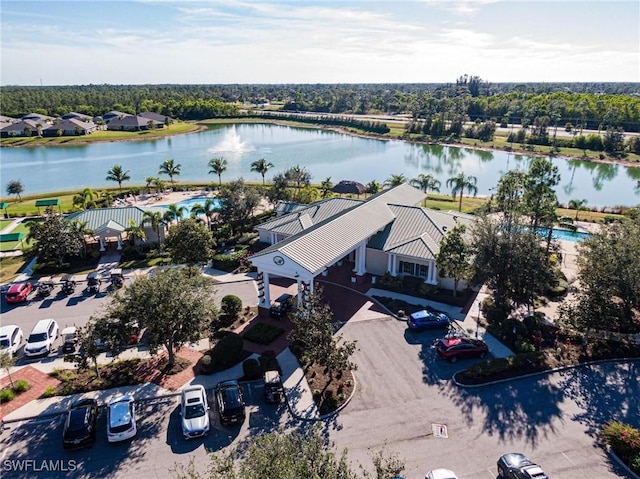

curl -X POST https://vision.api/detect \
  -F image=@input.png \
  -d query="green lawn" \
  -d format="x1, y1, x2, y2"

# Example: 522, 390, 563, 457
0, 219, 14, 231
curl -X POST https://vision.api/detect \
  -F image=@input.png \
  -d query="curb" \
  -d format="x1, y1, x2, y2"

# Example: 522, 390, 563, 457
452, 357, 640, 388
284, 371, 358, 422
606, 445, 640, 479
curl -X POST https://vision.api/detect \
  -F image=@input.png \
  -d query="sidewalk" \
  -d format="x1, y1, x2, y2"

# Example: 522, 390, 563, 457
366, 287, 514, 359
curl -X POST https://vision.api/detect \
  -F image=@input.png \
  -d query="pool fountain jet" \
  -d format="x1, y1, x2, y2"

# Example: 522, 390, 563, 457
207, 127, 255, 156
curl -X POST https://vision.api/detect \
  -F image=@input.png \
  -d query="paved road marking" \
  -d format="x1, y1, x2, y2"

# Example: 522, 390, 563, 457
562, 451, 577, 465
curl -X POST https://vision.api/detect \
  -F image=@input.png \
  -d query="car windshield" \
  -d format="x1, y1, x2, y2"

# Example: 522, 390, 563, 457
28, 333, 48, 343
0, 339, 10, 348
185, 403, 206, 419
68, 408, 88, 432
221, 388, 242, 409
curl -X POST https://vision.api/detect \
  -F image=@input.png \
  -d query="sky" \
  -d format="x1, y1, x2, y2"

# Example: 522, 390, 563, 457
1, 0, 639, 86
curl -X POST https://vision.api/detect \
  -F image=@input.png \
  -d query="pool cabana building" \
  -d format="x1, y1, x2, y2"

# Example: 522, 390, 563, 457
251, 183, 475, 309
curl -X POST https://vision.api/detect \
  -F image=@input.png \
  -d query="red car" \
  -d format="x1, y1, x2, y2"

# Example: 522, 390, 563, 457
436, 336, 488, 363
5, 282, 33, 303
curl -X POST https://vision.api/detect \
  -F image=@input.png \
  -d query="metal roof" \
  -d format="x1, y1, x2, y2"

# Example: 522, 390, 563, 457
66, 206, 154, 231
252, 184, 426, 275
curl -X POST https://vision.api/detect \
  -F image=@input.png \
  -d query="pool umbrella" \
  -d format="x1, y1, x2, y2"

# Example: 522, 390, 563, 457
331, 180, 366, 197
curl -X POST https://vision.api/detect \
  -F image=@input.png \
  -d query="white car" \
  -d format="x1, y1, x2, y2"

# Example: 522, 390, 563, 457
180, 385, 210, 439
24, 319, 59, 357
107, 395, 137, 443
0, 325, 24, 358
426, 469, 459, 479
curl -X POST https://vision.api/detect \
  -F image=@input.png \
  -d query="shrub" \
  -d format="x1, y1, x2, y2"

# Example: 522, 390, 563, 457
602, 421, 640, 472
243, 322, 285, 345
242, 358, 262, 380
40, 385, 58, 398
202, 332, 245, 374
221, 295, 243, 320
13, 379, 30, 393
0, 388, 16, 403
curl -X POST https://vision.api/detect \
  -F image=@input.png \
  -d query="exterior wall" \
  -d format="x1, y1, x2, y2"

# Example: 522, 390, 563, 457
365, 248, 388, 276
258, 230, 271, 244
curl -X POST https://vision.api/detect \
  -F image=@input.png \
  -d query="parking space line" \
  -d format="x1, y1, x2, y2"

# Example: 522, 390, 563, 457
562, 451, 577, 465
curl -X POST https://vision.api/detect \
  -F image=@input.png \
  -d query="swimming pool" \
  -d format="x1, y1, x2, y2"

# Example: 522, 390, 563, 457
535, 227, 591, 242
158, 197, 222, 215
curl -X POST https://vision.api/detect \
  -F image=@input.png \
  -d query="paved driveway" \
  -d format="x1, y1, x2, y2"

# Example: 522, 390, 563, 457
330, 315, 638, 479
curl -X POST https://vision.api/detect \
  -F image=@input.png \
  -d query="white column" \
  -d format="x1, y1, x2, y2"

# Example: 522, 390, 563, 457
391, 254, 397, 276
116, 235, 123, 250
262, 272, 271, 307
425, 262, 432, 284
99, 237, 105, 252
355, 242, 367, 276
296, 279, 303, 307
270, 232, 276, 245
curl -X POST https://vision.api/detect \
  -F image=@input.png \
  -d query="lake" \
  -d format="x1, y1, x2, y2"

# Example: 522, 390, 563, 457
1, 123, 639, 207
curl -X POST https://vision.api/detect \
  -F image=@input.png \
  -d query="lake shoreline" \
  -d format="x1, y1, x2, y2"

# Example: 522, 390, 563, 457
2, 118, 638, 172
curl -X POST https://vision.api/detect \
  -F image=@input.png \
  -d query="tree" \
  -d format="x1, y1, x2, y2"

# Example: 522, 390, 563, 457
447, 173, 478, 212
208, 157, 227, 186
320, 177, 334, 199
217, 179, 260, 235
568, 198, 589, 220
107, 268, 217, 366
68, 219, 93, 259
410, 174, 440, 206
164, 218, 215, 267
523, 157, 560, 232
172, 425, 404, 479
6, 180, 24, 201
365, 180, 380, 195
163, 203, 187, 223
560, 216, 640, 334
250, 158, 274, 185
27, 208, 83, 267
494, 170, 527, 233
0, 352, 17, 389
124, 218, 146, 252
73, 187, 97, 210
142, 210, 164, 248
145, 176, 157, 194
159, 158, 182, 187
100, 189, 114, 207
436, 224, 472, 297
106, 165, 131, 193
285, 165, 312, 199
383, 174, 407, 189
190, 198, 219, 230
288, 288, 357, 387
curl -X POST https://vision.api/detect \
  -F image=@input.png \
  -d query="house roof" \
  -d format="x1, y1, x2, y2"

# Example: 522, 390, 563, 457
138, 112, 170, 123
21, 113, 55, 122
252, 184, 426, 275
1, 119, 39, 132
107, 115, 161, 128
103, 110, 132, 120
0, 115, 18, 123
44, 118, 95, 132
65, 206, 159, 231
60, 112, 93, 122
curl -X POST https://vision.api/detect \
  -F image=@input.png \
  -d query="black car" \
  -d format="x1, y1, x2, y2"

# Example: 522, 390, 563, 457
215, 380, 246, 425
270, 293, 293, 317
62, 399, 98, 450
497, 453, 549, 479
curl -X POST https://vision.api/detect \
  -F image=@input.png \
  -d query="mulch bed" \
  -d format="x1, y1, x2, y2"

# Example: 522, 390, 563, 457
304, 363, 355, 415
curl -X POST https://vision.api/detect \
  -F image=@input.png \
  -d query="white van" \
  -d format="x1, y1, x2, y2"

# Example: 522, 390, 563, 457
24, 319, 59, 357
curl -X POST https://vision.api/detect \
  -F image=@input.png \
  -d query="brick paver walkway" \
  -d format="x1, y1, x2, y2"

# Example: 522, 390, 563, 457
0, 366, 61, 418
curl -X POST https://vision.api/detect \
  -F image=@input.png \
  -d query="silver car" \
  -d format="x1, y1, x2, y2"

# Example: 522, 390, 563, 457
180, 385, 210, 439
107, 395, 137, 443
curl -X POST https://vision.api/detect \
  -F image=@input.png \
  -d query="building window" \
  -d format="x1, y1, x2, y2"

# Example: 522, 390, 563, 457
399, 260, 429, 278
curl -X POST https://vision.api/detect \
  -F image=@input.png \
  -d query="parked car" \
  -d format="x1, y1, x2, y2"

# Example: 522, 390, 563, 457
61, 274, 76, 295
62, 399, 98, 450
180, 385, 210, 439
110, 269, 124, 289
215, 380, 246, 425
24, 318, 59, 357
407, 310, 451, 330
107, 395, 137, 443
426, 469, 459, 479
435, 336, 488, 363
270, 293, 293, 317
37, 278, 56, 297
5, 282, 32, 303
497, 453, 549, 479
0, 325, 24, 358
264, 370, 284, 404
61, 326, 79, 354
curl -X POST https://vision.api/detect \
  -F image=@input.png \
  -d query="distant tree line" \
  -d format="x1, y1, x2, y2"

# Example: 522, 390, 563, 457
242, 111, 390, 134
1, 80, 639, 132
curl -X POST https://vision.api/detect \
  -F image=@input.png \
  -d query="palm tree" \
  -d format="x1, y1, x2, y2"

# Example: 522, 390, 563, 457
320, 177, 333, 199
68, 220, 93, 258
100, 190, 114, 207
145, 176, 157, 194
124, 219, 146, 253
190, 198, 219, 230
568, 198, 589, 220
73, 187, 97, 210
410, 174, 441, 206
446, 173, 478, 212
365, 180, 380, 195
159, 158, 182, 187
250, 158, 275, 185
106, 165, 131, 193
141, 210, 163, 248
163, 204, 186, 223
153, 177, 166, 194
208, 157, 227, 186
383, 174, 407, 189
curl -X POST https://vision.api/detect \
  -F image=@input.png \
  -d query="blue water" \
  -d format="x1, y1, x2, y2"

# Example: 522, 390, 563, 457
158, 197, 222, 215
535, 227, 591, 242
